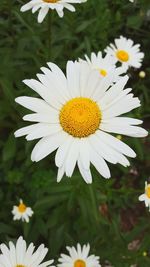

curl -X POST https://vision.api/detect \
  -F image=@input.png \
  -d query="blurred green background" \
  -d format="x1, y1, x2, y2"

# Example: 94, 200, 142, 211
0, 0, 150, 266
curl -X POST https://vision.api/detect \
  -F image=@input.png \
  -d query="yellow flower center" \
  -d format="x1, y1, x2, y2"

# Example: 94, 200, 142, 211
116, 50, 129, 62
99, 69, 107, 77
59, 97, 101, 138
18, 203, 27, 213
146, 185, 150, 198
74, 260, 86, 267
16, 265, 25, 267
43, 0, 59, 3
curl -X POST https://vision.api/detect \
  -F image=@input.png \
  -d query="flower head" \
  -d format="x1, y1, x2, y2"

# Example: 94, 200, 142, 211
21, 0, 87, 23
81, 52, 127, 82
14, 61, 148, 184
57, 243, 101, 267
139, 182, 150, 211
139, 71, 146, 78
12, 199, 34, 223
105, 36, 144, 69
0, 236, 54, 267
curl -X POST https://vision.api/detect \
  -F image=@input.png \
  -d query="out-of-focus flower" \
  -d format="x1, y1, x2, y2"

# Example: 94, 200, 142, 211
116, 135, 122, 140
14, 61, 148, 184
12, 199, 33, 223
128, 239, 140, 251
57, 243, 101, 267
143, 251, 147, 257
0, 236, 54, 267
21, 0, 87, 23
139, 71, 146, 78
105, 36, 144, 69
129, 167, 138, 176
81, 52, 127, 82
139, 182, 150, 211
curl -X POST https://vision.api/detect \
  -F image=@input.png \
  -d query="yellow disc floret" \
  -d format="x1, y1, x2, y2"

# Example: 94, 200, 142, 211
74, 260, 86, 267
59, 97, 101, 138
18, 203, 27, 213
100, 69, 107, 77
146, 185, 150, 198
116, 50, 129, 62
43, 0, 59, 3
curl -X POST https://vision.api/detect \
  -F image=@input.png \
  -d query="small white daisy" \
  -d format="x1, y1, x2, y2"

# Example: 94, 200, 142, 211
105, 36, 144, 69
12, 199, 34, 223
139, 182, 150, 211
14, 61, 148, 184
0, 236, 54, 267
57, 243, 101, 267
21, 0, 87, 23
81, 52, 127, 82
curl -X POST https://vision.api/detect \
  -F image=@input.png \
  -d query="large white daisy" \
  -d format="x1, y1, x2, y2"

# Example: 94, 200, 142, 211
21, 0, 87, 23
105, 36, 144, 69
12, 199, 34, 223
0, 236, 54, 267
14, 61, 148, 184
81, 52, 127, 82
139, 182, 150, 211
57, 243, 101, 267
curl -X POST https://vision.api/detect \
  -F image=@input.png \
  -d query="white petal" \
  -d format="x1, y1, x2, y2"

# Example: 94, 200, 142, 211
90, 148, 111, 179
97, 130, 136, 158
31, 131, 66, 162
77, 158, 92, 184
37, 7, 49, 23
65, 139, 80, 177
26, 124, 61, 140
15, 96, 52, 113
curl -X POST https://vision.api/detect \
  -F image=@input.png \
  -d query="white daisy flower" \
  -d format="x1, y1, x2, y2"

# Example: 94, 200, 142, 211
57, 243, 101, 267
139, 182, 150, 211
20, 0, 87, 23
12, 199, 34, 223
14, 61, 148, 184
81, 52, 127, 82
0, 236, 54, 267
105, 36, 144, 69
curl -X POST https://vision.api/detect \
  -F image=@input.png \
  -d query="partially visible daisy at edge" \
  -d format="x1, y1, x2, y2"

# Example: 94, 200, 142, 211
0, 236, 54, 267
12, 199, 34, 223
21, 0, 87, 23
139, 182, 150, 211
105, 36, 144, 69
80, 51, 127, 82
57, 243, 101, 267
14, 61, 148, 184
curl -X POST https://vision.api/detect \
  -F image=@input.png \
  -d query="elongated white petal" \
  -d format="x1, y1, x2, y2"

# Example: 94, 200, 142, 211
65, 139, 80, 177
90, 149, 111, 179
78, 158, 92, 184
97, 130, 136, 158
31, 131, 66, 162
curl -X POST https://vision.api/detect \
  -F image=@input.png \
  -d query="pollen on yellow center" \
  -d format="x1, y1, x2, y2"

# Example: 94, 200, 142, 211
59, 97, 101, 138
146, 185, 150, 198
16, 265, 25, 267
74, 260, 86, 267
116, 50, 129, 62
18, 203, 27, 213
43, 0, 59, 3
100, 69, 107, 77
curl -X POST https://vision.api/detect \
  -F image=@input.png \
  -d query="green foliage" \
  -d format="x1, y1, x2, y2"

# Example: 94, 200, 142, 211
0, 0, 150, 266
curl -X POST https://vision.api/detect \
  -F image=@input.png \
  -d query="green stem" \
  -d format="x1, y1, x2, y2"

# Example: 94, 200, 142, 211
47, 11, 52, 59
88, 185, 99, 223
